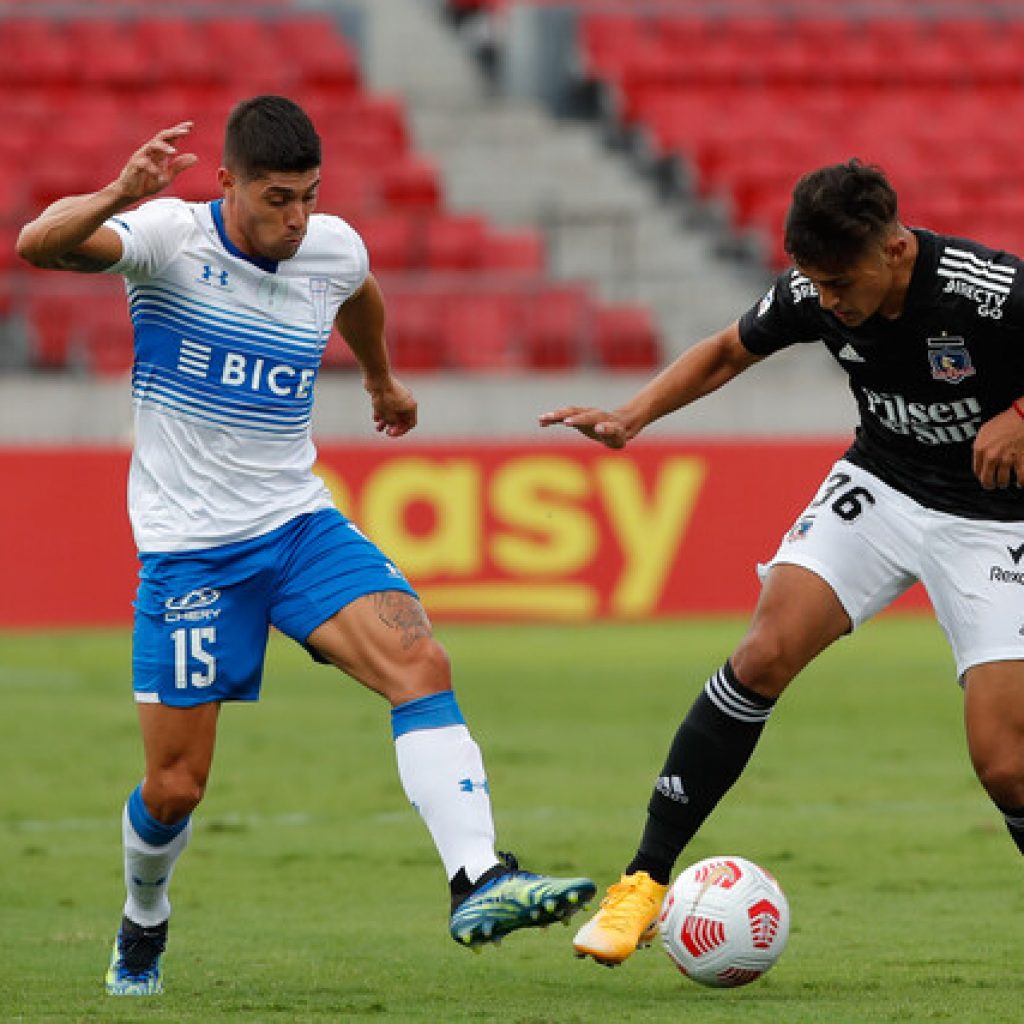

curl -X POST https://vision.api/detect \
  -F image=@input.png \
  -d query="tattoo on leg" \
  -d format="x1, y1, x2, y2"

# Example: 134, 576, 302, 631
373, 592, 432, 649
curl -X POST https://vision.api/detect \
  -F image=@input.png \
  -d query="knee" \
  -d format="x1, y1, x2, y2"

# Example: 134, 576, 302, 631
730, 627, 799, 698
972, 748, 1024, 808
144, 766, 208, 824
393, 636, 452, 703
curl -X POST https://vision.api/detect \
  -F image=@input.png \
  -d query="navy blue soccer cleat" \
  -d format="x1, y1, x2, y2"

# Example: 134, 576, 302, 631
104, 916, 167, 996
450, 852, 596, 950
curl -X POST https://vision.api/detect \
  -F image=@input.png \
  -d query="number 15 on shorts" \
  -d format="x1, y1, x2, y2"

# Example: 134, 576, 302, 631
171, 627, 217, 689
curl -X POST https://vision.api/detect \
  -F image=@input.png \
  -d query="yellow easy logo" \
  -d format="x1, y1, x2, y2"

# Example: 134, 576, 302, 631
314, 451, 706, 620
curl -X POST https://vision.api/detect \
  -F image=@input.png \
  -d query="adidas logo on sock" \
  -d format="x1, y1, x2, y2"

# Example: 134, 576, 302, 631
656, 775, 688, 803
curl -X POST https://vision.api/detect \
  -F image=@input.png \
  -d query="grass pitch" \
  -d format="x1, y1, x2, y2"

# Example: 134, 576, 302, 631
1, 618, 1022, 1023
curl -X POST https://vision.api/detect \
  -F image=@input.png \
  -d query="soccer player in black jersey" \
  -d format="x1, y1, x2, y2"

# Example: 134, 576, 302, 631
541, 159, 1024, 966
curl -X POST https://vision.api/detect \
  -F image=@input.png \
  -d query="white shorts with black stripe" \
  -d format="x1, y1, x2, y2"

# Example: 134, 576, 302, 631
759, 458, 1024, 680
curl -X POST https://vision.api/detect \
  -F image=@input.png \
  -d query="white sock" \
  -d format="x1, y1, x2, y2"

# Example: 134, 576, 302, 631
394, 722, 498, 883
122, 803, 191, 927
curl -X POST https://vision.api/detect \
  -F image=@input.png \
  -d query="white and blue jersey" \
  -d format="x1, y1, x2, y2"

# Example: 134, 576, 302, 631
105, 196, 369, 553
107, 196, 417, 705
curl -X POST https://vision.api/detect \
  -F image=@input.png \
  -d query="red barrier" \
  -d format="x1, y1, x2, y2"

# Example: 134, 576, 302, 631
0, 441, 928, 627
1, 447, 136, 627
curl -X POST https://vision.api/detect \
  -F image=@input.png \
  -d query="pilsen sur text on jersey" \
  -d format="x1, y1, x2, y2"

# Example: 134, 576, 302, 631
862, 388, 983, 444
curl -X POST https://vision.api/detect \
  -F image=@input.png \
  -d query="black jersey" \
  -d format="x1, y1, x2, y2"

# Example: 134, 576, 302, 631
738, 228, 1024, 521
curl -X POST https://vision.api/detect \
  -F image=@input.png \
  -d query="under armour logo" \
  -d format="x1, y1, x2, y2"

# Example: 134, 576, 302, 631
131, 874, 168, 888
1008, 543, 1024, 565
458, 777, 489, 794
200, 264, 230, 287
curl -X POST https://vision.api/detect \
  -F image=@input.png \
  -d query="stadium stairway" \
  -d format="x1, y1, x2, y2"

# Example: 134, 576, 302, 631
352, 0, 767, 355
329, 0, 852, 434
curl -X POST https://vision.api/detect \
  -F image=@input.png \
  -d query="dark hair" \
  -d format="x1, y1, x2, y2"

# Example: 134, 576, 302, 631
223, 95, 321, 180
783, 159, 898, 272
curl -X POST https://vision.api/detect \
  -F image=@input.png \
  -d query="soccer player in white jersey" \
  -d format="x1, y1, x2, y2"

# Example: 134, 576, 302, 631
541, 159, 1024, 966
17, 95, 594, 996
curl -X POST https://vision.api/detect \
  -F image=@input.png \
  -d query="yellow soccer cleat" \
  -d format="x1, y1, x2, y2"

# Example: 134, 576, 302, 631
572, 871, 668, 967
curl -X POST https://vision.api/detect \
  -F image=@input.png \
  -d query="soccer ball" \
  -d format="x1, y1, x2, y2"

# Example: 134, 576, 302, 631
659, 855, 790, 988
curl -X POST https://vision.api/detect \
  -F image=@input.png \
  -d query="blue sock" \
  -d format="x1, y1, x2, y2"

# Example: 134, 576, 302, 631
127, 785, 189, 845
391, 690, 466, 739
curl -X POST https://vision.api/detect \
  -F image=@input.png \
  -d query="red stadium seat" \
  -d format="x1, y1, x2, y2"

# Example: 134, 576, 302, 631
386, 293, 446, 372
862, 16, 930, 48
320, 328, 359, 370
592, 304, 660, 371
2, 18, 74, 85
480, 229, 546, 274
354, 214, 418, 271
443, 293, 522, 371
274, 16, 361, 95
379, 158, 442, 211
653, 14, 714, 50
789, 15, 857, 49
328, 120, 408, 167
716, 14, 785, 50
69, 19, 153, 89
201, 17, 278, 60
128, 88, 197, 129
133, 18, 222, 89
311, 95, 409, 155
423, 215, 487, 270
0, 227, 16, 272
30, 156, 102, 210
28, 294, 75, 370
81, 307, 135, 376
317, 165, 377, 216
522, 286, 588, 370
0, 174, 23, 219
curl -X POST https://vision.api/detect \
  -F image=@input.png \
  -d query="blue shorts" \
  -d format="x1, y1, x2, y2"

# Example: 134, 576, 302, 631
132, 509, 417, 707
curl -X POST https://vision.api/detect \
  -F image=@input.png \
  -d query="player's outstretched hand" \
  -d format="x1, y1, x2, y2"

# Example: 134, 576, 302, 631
538, 406, 632, 449
114, 122, 198, 203
369, 377, 418, 438
973, 404, 1024, 489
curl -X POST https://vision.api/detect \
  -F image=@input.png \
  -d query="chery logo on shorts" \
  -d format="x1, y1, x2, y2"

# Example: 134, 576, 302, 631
164, 588, 222, 623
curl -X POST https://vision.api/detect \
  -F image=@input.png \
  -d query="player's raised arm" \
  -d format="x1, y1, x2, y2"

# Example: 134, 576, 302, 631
16, 121, 197, 273
335, 272, 417, 438
539, 320, 762, 449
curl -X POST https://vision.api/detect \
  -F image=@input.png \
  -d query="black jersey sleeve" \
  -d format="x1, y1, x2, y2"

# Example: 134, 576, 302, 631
960, 240, 1024, 397
737, 269, 825, 356
996, 268, 1024, 406
995, 252, 1024, 337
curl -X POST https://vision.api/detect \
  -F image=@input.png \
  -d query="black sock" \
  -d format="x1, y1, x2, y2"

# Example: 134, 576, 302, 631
626, 662, 776, 884
998, 804, 1024, 856
448, 858, 506, 911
